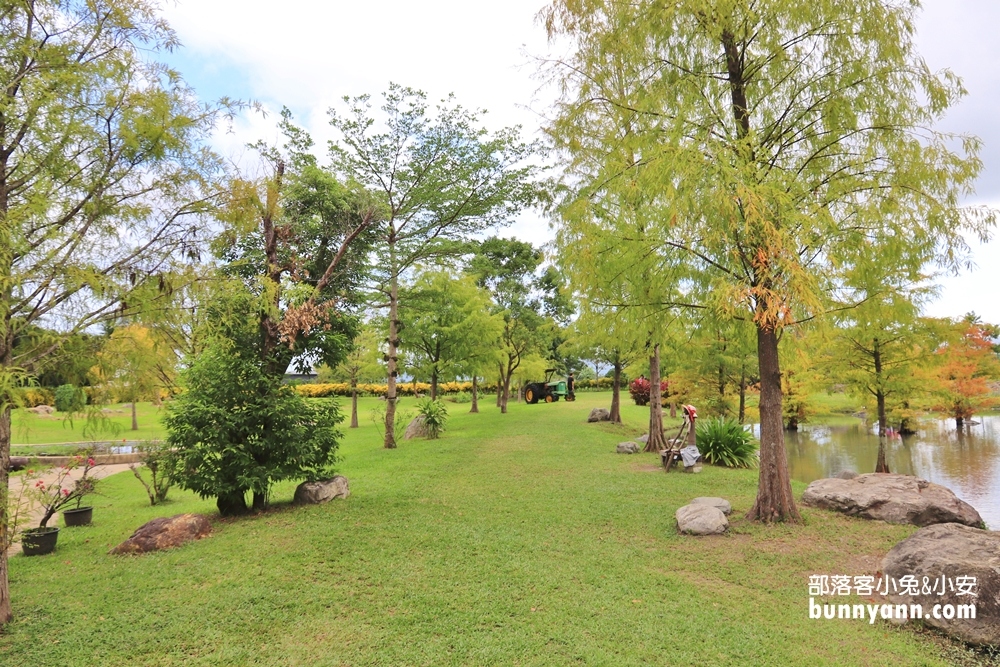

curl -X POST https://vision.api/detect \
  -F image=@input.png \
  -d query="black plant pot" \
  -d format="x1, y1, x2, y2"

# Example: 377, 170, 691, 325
21, 527, 59, 556
63, 506, 93, 527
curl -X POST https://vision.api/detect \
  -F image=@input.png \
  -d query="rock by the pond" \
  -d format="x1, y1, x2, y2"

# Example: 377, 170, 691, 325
616, 441, 639, 454
587, 408, 611, 423
691, 497, 732, 515
110, 514, 211, 555
882, 523, 1000, 646
10, 456, 29, 471
404, 415, 429, 440
801, 473, 983, 527
835, 470, 858, 480
675, 503, 728, 535
294, 476, 350, 504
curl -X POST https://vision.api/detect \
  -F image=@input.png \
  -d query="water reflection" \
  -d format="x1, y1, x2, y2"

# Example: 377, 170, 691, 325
762, 417, 1000, 530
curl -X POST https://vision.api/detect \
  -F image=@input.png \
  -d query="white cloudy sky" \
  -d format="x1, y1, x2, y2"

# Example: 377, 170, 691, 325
160, 0, 1000, 323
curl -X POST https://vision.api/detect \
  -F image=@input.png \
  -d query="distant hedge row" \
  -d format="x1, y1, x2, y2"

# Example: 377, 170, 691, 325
294, 376, 616, 399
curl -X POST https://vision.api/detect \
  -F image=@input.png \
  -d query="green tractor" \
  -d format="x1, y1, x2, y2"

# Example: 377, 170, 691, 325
524, 369, 575, 404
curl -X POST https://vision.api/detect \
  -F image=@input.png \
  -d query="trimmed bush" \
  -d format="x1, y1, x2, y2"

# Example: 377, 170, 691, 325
628, 378, 668, 406
54, 384, 86, 413
695, 417, 759, 468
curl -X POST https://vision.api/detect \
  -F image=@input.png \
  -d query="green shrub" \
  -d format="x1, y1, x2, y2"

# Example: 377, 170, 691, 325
54, 384, 86, 413
416, 398, 448, 439
695, 417, 759, 468
448, 392, 472, 404
165, 341, 342, 516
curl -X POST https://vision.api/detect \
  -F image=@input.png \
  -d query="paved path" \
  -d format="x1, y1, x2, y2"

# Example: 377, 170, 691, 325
7, 463, 134, 555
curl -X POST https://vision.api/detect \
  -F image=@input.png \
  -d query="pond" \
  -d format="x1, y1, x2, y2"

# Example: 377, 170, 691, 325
755, 416, 1000, 530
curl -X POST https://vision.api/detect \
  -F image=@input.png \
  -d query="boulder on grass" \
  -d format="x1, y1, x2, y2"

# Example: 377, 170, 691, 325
675, 504, 728, 535
27, 405, 54, 415
587, 408, 611, 423
10, 456, 29, 471
404, 416, 429, 440
801, 473, 982, 527
835, 470, 858, 480
110, 514, 211, 555
616, 441, 639, 454
294, 476, 350, 504
882, 523, 1000, 646
637, 434, 649, 445
690, 497, 732, 515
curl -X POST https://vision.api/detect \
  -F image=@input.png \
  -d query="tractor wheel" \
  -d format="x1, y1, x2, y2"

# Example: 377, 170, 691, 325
525, 386, 538, 404
545, 394, 554, 403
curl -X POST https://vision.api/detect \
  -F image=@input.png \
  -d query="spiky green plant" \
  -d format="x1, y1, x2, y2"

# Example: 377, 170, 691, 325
416, 398, 449, 439
695, 417, 759, 468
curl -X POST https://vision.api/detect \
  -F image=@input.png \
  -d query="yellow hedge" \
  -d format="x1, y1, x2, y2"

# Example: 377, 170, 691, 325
295, 380, 504, 398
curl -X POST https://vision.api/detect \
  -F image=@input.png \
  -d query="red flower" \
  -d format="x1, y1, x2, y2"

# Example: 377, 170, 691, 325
62, 488, 70, 496
87, 458, 96, 466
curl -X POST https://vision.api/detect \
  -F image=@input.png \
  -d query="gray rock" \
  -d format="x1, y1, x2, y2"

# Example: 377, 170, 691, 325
110, 514, 211, 555
10, 456, 29, 471
835, 470, 858, 480
404, 415, 429, 440
882, 523, 1000, 646
675, 504, 728, 535
293, 476, 350, 504
801, 473, 983, 527
27, 405, 54, 415
616, 441, 639, 454
691, 497, 732, 515
587, 408, 611, 423
637, 434, 649, 445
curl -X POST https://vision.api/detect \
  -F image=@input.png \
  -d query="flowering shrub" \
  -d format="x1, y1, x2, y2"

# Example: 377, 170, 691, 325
20, 455, 98, 527
628, 378, 669, 406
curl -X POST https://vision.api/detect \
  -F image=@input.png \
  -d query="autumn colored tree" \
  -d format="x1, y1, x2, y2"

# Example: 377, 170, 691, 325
934, 317, 1000, 429
92, 324, 177, 430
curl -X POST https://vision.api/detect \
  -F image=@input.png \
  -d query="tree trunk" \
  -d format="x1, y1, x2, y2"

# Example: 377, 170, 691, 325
0, 320, 13, 625
470, 375, 479, 413
430, 352, 439, 400
873, 339, 889, 473
670, 402, 676, 419
131, 400, 138, 431
500, 368, 511, 414
217, 490, 249, 516
609, 360, 622, 424
496, 371, 503, 407
644, 344, 666, 453
748, 325, 801, 523
350, 382, 359, 428
956, 415, 964, 430
252, 490, 267, 512
384, 259, 400, 449
738, 368, 747, 424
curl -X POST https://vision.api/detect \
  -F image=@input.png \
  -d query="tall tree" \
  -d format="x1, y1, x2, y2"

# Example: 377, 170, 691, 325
544, 0, 994, 522
933, 316, 1000, 429
329, 85, 537, 447
92, 324, 176, 430
323, 324, 383, 428
401, 269, 503, 400
0, 0, 220, 625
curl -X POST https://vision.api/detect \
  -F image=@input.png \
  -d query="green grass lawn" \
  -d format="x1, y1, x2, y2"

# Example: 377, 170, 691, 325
10, 402, 166, 450
2, 392, 983, 666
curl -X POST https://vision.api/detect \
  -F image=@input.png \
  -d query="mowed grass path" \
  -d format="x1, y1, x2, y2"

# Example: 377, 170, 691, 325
1, 393, 953, 666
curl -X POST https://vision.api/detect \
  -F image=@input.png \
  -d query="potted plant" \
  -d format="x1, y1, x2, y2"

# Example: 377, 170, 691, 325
62, 456, 97, 526
15, 456, 99, 555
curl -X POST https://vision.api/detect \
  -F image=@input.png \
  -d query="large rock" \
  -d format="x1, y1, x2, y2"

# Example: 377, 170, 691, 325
404, 416, 429, 440
882, 523, 1000, 646
10, 456, 29, 471
801, 473, 983, 527
637, 434, 649, 445
691, 497, 732, 515
587, 408, 611, 423
835, 470, 858, 480
110, 514, 211, 555
675, 504, 728, 535
27, 405, 54, 415
294, 476, 350, 504
616, 441, 639, 454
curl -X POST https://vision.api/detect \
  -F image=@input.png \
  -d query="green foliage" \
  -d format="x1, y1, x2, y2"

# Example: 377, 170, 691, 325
165, 340, 342, 516
369, 401, 411, 444
129, 441, 178, 506
448, 392, 472, 404
54, 385, 86, 414
696, 418, 759, 469
416, 399, 449, 439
